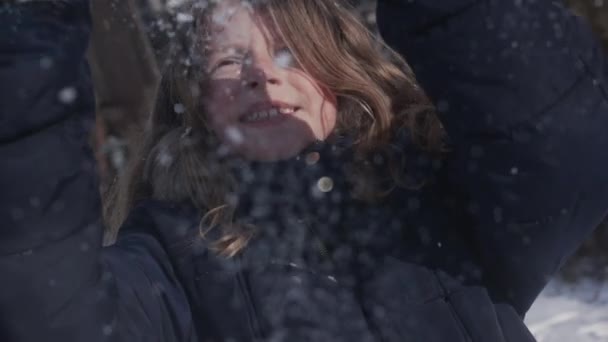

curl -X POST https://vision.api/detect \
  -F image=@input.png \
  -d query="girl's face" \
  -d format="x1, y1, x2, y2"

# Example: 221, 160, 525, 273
202, 2, 338, 161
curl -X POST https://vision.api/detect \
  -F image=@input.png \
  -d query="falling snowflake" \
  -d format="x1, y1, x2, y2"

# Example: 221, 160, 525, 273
274, 49, 294, 69
174, 102, 186, 114
157, 149, 174, 166
225, 126, 244, 145
176, 12, 194, 23
317, 177, 334, 193
58, 87, 77, 104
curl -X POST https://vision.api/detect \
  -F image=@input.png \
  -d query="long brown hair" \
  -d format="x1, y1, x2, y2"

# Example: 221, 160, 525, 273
104, 0, 444, 256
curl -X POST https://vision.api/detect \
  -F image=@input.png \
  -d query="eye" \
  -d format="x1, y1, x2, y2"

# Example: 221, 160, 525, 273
215, 58, 241, 70
208, 56, 244, 76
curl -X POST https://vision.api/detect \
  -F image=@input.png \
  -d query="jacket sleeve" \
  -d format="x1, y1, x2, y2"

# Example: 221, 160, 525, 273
0, 2, 193, 341
377, 0, 608, 313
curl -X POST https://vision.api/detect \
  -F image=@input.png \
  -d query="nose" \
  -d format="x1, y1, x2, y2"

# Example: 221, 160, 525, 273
242, 57, 282, 90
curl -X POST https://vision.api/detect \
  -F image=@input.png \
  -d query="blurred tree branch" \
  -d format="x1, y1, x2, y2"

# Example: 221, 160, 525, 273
567, 0, 608, 51
89, 0, 160, 190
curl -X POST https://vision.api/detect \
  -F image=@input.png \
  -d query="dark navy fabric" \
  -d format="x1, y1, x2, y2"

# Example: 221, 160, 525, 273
1, 0, 607, 341
377, 0, 608, 314
0, 2, 195, 342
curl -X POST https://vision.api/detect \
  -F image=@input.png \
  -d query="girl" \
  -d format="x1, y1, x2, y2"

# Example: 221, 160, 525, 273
1, 0, 607, 341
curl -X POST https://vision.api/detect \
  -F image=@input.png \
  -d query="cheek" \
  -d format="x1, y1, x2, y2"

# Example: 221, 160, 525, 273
206, 86, 235, 107
202, 96, 221, 121
206, 109, 225, 130
313, 88, 338, 138
310, 86, 338, 124
321, 90, 338, 115
288, 72, 337, 114
203, 86, 239, 126
320, 100, 338, 133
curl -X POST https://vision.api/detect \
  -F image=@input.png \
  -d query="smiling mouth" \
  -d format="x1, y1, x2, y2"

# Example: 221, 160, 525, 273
240, 106, 299, 123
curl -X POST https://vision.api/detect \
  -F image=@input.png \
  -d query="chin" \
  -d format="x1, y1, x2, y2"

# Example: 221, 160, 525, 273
232, 136, 312, 162
238, 144, 302, 162
245, 150, 298, 162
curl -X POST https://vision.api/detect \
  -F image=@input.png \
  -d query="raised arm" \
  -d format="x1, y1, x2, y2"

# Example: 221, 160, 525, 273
0, 2, 192, 341
377, 0, 608, 313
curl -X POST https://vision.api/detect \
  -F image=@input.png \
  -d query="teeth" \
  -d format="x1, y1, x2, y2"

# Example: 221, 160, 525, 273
279, 107, 294, 114
243, 107, 295, 123
244, 112, 257, 122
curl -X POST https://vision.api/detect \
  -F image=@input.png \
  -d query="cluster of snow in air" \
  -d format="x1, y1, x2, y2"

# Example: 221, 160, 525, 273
52, 0, 608, 339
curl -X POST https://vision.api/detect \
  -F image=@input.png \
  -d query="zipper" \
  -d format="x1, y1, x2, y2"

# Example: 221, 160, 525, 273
234, 218, 339, 340
433, 270, 473, 342
267, 259, 340, 285
313, 233, 331, 260
301, 218, 332, 261
235, 256, 265, 341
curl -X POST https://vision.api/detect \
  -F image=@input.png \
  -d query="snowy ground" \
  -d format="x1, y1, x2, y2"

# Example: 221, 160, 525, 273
525, 278, 608, 341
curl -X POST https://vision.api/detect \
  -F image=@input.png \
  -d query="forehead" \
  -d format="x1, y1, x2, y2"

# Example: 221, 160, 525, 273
205, 1, 277, 50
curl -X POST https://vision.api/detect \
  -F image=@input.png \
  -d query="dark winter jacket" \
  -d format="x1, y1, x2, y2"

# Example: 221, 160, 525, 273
1, 1, 607, 341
